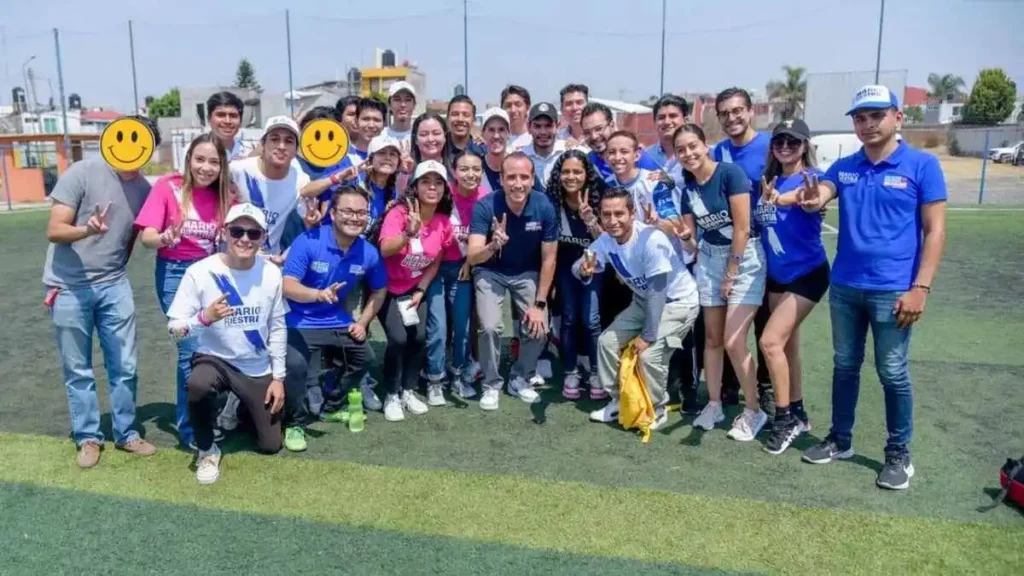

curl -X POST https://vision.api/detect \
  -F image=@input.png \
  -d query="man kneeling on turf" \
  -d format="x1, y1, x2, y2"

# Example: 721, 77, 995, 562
168, 203, 296, 485
281, 186, 388, 448
576, 188, 700, 429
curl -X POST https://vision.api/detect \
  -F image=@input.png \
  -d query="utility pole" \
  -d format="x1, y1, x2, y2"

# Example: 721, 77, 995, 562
659, 0, 667, 95
874, 0, 885, 83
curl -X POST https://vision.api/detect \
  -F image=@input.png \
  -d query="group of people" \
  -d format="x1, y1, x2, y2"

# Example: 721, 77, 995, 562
43, 80, 946, 491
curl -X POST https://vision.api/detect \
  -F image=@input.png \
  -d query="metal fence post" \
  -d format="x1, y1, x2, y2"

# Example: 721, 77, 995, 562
1, 144, 13, 211
128, 20, 139, 114
285, 10, 294, 116
978, 129, 989, 204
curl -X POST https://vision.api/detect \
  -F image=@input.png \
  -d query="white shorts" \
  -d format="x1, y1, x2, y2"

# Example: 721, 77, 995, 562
696, 239, 766, 307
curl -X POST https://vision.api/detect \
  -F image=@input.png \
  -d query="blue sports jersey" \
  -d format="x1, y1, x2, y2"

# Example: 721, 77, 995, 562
756, 169, 829, 284
589, 150, 661, 184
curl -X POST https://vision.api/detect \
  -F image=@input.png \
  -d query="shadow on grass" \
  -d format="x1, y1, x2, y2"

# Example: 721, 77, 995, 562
978, 488, 1024, 516
100, 402, 175, 444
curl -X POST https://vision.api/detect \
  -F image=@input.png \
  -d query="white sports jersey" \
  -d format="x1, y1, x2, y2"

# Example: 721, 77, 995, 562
588, 222, 697, 304
229, 157, 310, 255
167, 255, 287, 379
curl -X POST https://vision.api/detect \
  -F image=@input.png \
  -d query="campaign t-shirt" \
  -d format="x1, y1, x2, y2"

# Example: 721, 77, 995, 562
588, 150, 661, 184
42, 157, 151, 290
712, 132, 770, 189
678, 162, 753, 246
756, 169, 828, 284
588, 222, 698, 304
379, 205, 454, 294
611, 168, 681, 222
470, 190, 558, 275
135, 173, 222, 261
555, 199, 596, 267
445, 185, 488, 262
366, 180, 395, 231
282, 227, 388, 329
166, 254, 286, 379
641, 142, 684, 188
823, 141, 947, 291
229, 157, 310, 255
297, 156, 347, 205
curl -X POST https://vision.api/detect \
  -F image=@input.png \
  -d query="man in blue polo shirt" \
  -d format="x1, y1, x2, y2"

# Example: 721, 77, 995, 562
282, 186, 388, 450
798, 85, 947, 491
711, 86, 774, 413
467, 152, 558, 411
580, 102, 660, 183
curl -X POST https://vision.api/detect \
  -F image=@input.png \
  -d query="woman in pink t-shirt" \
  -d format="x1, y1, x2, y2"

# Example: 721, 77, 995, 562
135, 133, 231, 449
376, 160, 454, 422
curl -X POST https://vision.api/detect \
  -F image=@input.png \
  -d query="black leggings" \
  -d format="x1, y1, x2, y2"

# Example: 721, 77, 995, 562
378, 290, 429, 396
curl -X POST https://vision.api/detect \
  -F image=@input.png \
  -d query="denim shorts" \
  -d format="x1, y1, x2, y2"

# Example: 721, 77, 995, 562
696, 239, 766, 307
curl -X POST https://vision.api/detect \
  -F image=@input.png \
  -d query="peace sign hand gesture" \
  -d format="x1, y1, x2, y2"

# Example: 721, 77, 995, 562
404, 198, 422, 238
579, 249, 598, 279
85, 203, 111, 237
490, 214, 509, 251
399, 140, 415, 174
316, 281, 346, 304
203, 294, 233, 324
578, 189, 599, 229
670, 216, 694, 242
796, 172, 823, 212
303, 197, 324, 229
643, 202, 659, 225
159, 220, 184, 248
761, 175, 780, 205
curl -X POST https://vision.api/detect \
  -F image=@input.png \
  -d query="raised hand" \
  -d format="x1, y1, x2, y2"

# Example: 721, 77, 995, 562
399, 140, 414, 173
159, 220, 184, 248
85, 202, 111, 236
303, 197, 323, 229
404, 198, 422, 238
796, 172, 822, 212
669, 217, 693, 241
643, 201, 659, 225
204, 294, 233, 324
578, 189, 599, 229
490, 214, 509, 250
317, 281, 346, 304
579, 249, 598, 279
761, 175, 780, 205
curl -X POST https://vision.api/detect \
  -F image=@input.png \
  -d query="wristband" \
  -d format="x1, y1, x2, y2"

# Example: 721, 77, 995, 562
911, 283, 931, 293
198, 309, 212, 327
728, 253, 743, 262
329, 172, 342, 185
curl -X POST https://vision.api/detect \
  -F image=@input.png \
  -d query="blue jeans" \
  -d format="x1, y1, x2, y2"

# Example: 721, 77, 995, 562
557, 264, 601, 373
49, 276, 141, 446
425, 260, 473, 379
828, 283, 914, 456
155, 258, 201, 447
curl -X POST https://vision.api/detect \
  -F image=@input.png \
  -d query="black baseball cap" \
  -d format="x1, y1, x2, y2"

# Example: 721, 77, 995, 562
528, 102, 558, 123
772, 118, 810, 141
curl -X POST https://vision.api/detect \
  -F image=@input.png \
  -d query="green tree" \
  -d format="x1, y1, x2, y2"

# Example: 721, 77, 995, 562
234, 58, 262, 93
903, 106, 925, 124
960, 68, 1017, 126
766, 65, 806, 119
146, 88, 180, 119
368, 91, 388, 105
926, 73, 966, 103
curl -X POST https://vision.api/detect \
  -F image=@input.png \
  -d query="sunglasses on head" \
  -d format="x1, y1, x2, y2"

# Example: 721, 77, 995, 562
772, 136, 805, 149
227, 226, 264, 241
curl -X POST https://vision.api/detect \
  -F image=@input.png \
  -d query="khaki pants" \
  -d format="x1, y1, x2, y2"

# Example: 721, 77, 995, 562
596, 298, 699, 407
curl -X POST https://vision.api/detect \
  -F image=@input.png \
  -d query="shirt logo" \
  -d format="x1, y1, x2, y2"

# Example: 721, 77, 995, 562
883, 175, 908, 189
311, 261, 330, 274
524, 221, 542, 232
838, 171, 859, 185
349, 264, 365, 275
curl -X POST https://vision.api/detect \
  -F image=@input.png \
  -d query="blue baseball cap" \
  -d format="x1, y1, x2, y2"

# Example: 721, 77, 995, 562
846, 85, 900, 115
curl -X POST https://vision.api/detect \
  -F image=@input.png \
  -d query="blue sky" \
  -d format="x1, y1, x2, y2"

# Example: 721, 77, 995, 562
1, 0, 1022, 113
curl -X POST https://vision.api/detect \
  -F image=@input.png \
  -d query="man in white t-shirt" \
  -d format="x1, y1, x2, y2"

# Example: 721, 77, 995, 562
206, 91, 255, 160
167, 203, 296, 485
556, 83, 589, 148
501, 84, 533, 152
230, 115, 311, 258
383, 81, 415, 145
520, 102, 566, 189
574, 188, 699, 429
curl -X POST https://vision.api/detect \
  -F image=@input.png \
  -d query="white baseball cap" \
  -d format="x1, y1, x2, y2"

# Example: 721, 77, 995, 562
262, 115, 300, 140
388, 81, 416, 101
846, 85, 900, 115
481, 107, 510, 129
224, 203, 268, 230
368, 133, 401, 155
412, 160, 448, 183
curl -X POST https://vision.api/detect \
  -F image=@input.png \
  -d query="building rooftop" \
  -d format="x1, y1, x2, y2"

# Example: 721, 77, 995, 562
590, 97, 652, 114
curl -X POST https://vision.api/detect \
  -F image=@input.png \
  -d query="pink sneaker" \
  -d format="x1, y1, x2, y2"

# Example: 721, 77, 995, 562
562, 372, 581, 400
589, 387, 608, 401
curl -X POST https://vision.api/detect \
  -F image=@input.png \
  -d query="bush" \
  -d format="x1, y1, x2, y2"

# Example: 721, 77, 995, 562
947, 135, 963, 157
923, 134, 941, 149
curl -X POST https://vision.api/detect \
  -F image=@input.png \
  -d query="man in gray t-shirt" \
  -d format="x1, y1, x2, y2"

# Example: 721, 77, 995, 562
43, 152, 159, 468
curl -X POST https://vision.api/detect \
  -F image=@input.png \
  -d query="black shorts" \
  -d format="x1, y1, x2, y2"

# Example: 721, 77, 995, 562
767, 261, 831, 303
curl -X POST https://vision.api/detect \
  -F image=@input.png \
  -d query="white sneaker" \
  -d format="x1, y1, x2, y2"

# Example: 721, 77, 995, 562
427, 383, 446, 407
452, 374, 477, 399
402, 390, 429, 415
727, 409, 768, 442
693, 401, 725, 431
195, 446, 221, 485
217, 393, 241, 431
650, 407, 668, 430
361, 378, 383, 412
384, 394, 404, 422
528, 373, 546, 389
479, 388, 500, 411
589, 400, 620, 423
508, 376, 541, 404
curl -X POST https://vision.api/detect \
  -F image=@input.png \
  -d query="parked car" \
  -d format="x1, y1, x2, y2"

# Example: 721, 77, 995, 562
989, 141, 1024, 163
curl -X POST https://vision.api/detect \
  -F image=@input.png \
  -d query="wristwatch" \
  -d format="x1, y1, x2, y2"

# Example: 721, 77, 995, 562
533, 300, 547, 310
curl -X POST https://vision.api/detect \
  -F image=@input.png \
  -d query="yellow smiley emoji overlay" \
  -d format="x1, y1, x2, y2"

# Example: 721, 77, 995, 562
300, 119, 350, 169
100, 117, 155, 172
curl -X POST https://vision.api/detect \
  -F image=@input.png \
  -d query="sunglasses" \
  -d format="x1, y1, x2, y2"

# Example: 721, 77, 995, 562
772, 136, 805, 150
227, 226, 264, 241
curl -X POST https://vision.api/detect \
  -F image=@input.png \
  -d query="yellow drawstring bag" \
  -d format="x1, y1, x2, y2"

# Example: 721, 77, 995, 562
617, 338, 656, 443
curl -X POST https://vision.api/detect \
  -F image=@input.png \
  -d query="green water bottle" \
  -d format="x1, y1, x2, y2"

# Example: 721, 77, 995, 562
347, 388, 365, 433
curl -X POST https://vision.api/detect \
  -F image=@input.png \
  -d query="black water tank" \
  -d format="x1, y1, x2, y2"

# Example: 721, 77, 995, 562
69, 93, 82, 109
11, 87, 26, 112
454, 84, 465, 97
381, 49, 396, 68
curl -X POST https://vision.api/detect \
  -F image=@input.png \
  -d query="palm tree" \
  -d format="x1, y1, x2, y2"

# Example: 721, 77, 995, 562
926, 73, 966, 103
765, 65, 806, 120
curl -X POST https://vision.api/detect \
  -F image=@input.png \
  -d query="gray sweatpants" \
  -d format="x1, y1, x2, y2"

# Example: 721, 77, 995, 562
474, 268, 546, 390
596, 297, 699, 407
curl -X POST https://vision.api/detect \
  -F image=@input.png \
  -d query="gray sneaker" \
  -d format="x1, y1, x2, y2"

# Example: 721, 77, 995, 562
876, 453, 915, 490
360, 378, 383, 412
802, 435, 854, 464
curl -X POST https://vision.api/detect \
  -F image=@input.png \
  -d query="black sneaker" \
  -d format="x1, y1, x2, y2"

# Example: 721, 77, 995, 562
763, 415, 802, 455
876, 453, 915, 490
758, 386, 776, 419
801, 435, 854, 464
680, 392, 701, 415
792, 404, 811, 432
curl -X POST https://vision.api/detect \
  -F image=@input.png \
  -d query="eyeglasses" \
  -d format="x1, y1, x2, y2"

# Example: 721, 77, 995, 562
581, 124, 609, 138
717, 106, 747, 120
336, 209, 369, 220
772, 137, 804, 150
227, 226, 264, 241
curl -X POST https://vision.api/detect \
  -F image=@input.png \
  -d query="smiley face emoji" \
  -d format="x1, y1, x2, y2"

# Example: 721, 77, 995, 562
300, 119, 350, 168
100, 117, 155, 172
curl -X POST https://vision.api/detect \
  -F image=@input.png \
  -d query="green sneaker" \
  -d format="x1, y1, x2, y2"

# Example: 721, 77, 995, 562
284, 427, 307, 452
348, 410, 365, 433
323, 408, 350, 423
